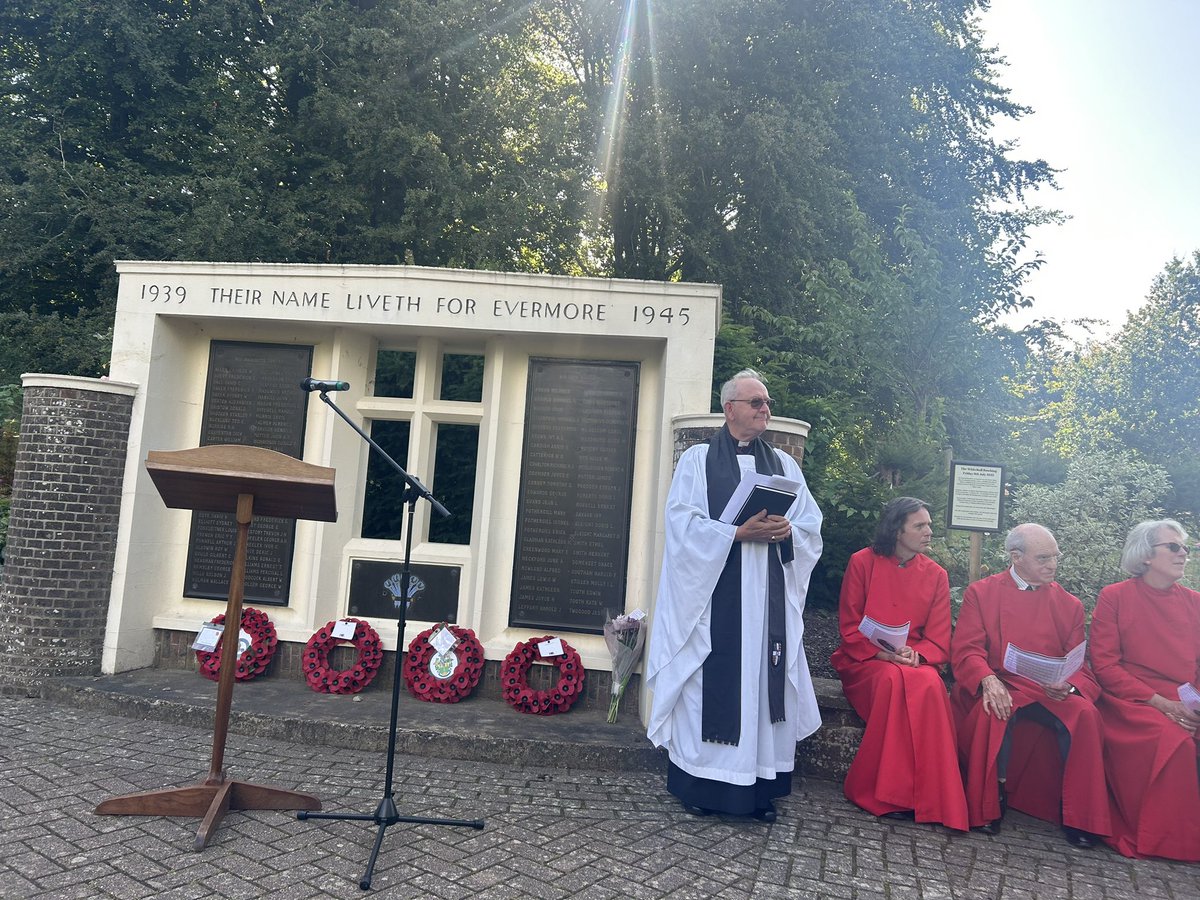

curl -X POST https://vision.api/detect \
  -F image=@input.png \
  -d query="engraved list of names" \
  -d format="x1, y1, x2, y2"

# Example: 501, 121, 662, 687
509, 359, 639, 633
183, 340, 313, 605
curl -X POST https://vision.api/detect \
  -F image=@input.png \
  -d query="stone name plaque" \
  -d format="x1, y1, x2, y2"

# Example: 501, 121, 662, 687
346, 558, 459, 623
183, 340, 313, 605
509, 359, 639, 634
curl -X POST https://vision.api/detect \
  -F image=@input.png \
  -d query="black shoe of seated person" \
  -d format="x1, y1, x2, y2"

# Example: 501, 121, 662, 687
973, 781, 1006, 835
1062, 825, 1097, 848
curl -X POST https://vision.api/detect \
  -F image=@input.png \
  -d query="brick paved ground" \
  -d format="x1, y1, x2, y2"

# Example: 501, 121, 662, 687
3, 696, 1199, 899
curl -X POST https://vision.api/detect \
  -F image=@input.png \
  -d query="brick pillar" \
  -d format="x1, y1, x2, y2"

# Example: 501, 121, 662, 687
0, 375, 137, 687
671, 413, 810, 469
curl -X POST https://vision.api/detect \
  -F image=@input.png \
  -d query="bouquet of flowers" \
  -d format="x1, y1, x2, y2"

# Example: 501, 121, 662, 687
604, 609, 646, 723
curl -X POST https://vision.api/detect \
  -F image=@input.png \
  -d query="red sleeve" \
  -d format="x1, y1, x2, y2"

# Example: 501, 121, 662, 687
1089, 584, 1154, 701
1060, 594, 1102, 701
910, 565, 951, 665
950, 581, 993, 694
837, 552, 879, 662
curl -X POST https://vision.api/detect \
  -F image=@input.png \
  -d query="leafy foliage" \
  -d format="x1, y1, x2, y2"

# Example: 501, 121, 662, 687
1047, 252, 1200, 519
1008, 451, 1175, 610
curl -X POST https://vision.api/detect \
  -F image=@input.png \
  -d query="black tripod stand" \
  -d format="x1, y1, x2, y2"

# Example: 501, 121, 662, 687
297, 386, 485, 890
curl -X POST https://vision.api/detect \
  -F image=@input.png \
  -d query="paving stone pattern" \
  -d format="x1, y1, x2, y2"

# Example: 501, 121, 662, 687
2, 697, 1199, 899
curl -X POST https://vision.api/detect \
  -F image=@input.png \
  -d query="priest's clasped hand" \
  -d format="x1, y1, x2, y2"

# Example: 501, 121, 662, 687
736, 510, 791, 544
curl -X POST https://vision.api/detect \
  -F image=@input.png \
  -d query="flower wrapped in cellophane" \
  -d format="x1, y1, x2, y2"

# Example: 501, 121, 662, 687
604, 609, 647, 723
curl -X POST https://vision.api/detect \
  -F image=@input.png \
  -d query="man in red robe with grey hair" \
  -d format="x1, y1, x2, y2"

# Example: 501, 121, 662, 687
950, 523, 1110, 847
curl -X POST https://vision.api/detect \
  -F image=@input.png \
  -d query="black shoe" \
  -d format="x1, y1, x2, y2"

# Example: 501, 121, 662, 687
973, 782, 1006, 834
681, 802, 712, 817
749, 801, 777, 823
1063, 826, 1096, 848
880, 810, 915, 820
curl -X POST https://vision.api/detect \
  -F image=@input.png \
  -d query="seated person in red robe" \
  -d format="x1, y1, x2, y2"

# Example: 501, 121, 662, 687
950, 523, 1109, 847
1091, 518, 1200, 861
831, 497, 968, 830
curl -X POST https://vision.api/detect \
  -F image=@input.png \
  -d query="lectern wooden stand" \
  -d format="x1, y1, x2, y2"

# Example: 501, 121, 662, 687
95, 445, 338, 850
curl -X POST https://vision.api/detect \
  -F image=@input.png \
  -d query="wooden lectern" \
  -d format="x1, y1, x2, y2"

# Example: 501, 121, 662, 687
95, 445, 338, 850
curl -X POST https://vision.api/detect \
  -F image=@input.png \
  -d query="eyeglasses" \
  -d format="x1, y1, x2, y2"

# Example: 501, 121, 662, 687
1153, 542, 1191, 554
1017, 550, 1063, 564
729, 398, 773, 409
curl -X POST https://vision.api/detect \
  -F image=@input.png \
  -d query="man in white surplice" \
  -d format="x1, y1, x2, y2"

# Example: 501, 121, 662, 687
646, 369, 822, 822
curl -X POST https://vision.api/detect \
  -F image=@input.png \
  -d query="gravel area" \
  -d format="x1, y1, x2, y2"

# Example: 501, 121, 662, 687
803, 604, 840, 680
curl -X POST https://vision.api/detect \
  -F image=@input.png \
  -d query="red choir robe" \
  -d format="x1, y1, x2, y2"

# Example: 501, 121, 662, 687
831, 548, 968, 830
949, 573, 1110, 834
1090, 577, 1200, 860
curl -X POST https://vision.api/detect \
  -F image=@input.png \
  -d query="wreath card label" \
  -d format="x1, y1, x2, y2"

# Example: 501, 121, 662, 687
192, 622, 223, 652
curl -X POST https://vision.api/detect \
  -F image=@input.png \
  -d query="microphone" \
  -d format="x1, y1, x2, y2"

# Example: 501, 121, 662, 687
301, 377, 351, 393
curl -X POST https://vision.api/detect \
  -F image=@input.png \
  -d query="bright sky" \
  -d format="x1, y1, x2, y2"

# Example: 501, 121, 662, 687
980, 0, 1200, 340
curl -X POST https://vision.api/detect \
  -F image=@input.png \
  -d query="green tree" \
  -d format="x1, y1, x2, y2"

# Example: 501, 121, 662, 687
0, 0, 599, 326
1048, 251, 1200, 519
1008, 450, 1178, 609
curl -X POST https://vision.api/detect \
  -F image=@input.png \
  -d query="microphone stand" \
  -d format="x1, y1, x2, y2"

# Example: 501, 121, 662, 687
297, 387, 484, 890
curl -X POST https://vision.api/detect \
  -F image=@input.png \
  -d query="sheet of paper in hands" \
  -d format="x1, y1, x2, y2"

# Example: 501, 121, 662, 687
858, 615, 910, 653
718, 472, 801, 526
1002, 640, 1086, 686
1178, 682, 1200, 714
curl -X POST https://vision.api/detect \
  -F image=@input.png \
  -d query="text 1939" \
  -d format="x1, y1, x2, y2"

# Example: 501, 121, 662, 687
140, 283, 186, 303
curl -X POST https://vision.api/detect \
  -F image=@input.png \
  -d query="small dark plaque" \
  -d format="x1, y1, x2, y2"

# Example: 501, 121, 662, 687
347, 558, 459, 622
183, 341, 313, 605
509, 359, 639, 634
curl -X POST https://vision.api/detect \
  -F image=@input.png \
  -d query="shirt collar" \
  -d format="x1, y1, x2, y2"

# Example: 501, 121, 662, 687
1010, 566, 1034, 591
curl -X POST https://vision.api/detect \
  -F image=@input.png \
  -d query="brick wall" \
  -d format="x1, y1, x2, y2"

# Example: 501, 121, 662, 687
673, 420, 808, 467
0, 376, 136, 687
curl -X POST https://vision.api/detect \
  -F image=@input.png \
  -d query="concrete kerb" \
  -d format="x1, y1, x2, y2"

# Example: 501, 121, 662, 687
20, 667, 865, 780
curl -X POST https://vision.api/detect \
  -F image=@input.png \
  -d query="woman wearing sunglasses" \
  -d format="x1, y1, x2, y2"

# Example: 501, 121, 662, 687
1090, 519, 1200, 860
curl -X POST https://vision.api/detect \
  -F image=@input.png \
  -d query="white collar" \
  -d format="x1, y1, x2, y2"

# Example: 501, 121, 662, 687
1010, 566, 1035, 591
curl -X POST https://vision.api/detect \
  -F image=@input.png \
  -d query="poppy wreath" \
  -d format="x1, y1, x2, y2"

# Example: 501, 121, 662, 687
501, 636, 585, 715
302, 618, 384, 694
403, 624, 485, 703
195, 607, 277, 682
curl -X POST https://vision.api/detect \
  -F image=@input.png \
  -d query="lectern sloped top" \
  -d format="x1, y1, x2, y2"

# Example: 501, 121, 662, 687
146, 444, 337, 522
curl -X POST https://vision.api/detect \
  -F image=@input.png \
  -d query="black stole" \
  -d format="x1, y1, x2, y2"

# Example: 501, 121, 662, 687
702, 426, 793, 745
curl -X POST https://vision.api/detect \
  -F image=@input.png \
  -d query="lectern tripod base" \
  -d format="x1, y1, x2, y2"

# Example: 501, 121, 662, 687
92, 448, 338, 851
96, 778, 321, 851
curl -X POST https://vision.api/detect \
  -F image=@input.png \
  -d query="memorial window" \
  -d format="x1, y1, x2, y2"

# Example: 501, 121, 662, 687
362, 346, 483, 547
428, 423, 479, 545
373, 349, 416, 398
360, 419, 412, 540
439, 354, 484, 402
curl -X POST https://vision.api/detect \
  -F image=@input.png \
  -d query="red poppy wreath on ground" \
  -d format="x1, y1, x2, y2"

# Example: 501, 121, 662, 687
303, 618, 384, 694
501, 636, 585, 715
403, 624, 485, 703
195, 607, 277, 682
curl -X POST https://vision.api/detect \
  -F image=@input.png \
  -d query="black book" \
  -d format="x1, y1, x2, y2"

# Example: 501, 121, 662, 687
730, 485, 797, 525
